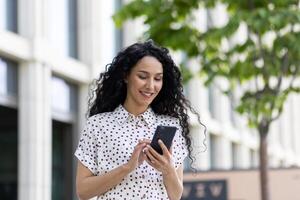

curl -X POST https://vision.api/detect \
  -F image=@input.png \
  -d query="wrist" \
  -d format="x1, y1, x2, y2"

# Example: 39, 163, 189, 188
162, 165, 176, 176
121, 163, 133, 174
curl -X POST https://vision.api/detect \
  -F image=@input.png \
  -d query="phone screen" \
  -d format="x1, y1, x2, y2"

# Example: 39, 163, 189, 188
150, 125, 177, 154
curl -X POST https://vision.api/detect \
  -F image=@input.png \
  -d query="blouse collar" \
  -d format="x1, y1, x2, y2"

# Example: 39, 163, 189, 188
113, 104, 156, 128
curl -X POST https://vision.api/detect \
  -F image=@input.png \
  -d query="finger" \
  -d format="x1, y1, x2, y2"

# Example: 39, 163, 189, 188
138, 151, 147, 165
141, 151, 147, 160
145, 148, 156, 163
143, 139, 151, 143
158, 140, 171, 156
145, 156, 156, 168
138, 138, 145, 144
146, 145, 162, 161
133, 143, 146, 157
139, 138, 151, 145
145, 152, 160, 169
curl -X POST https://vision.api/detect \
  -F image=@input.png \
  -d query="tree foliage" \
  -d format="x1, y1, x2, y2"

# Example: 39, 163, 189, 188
113, 0, 300, 129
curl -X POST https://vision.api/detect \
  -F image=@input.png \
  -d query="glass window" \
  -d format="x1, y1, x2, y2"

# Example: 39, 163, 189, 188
209, 134, 217, 169
208, 85, 216, 119
51, 76, 78, 115
51, 77, 71, 113
0, 0, 18, 33
0, 59, 7, 95
68, 0, 78, 58
0, 57, 18, 98
0, 106, 18, 200
51, 77, 77, 199
6, 60, 18, 96
229, 92, 236, 126
52, 120, 74, 200
48, 0, 78, 58
114, 0, 123, 54
231, 142, 239, 169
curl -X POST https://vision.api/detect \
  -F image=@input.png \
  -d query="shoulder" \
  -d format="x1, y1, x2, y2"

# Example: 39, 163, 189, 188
86, 111, 115, 127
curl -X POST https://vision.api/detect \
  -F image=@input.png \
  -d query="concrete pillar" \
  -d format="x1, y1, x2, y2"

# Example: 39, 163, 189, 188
18, 0, 52, 199
237, 145, 250, 169
190, 126, 209, 170
214, 136, 231, 169
18, 62, 52, 200
78, 0, 102, 73
291, 95, 300, 164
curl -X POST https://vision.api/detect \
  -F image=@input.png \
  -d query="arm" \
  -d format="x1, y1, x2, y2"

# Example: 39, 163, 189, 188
144, 140, 183, 200
76, 141, 147, 200
162, 165, 184, 200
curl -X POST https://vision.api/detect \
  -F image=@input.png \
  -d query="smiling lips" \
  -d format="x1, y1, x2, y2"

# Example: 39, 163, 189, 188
140, 91, 154, 99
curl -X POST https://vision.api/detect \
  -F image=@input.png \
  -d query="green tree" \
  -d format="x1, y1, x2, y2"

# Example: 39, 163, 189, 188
113, 1, 300, 200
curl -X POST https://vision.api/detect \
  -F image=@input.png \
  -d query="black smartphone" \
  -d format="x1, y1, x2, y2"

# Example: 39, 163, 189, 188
150, 125, 177, 155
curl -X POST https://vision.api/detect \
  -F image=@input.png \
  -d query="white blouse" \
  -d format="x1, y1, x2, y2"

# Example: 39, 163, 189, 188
75, 105, 188, 199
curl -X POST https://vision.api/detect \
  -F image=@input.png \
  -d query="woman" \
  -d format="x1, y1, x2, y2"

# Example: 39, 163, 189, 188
75, 41, 205, 200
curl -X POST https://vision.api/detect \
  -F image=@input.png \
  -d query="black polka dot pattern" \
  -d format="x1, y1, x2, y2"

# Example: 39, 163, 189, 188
74, 105, 188, 199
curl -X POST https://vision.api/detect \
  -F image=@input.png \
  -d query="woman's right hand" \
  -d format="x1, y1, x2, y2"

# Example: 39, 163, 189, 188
124, 139, 150, 172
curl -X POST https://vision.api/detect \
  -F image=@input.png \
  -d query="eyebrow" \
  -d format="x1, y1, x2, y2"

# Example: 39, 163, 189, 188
137, 70, 163, 75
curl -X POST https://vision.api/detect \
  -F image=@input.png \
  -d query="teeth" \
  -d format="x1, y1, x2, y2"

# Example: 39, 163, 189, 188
141, 92, 152, 97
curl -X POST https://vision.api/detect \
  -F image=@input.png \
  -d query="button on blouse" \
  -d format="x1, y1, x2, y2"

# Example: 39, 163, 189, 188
75, 105, 188, 199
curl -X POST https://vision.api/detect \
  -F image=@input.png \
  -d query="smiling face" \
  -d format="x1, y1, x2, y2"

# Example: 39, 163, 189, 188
123, 56, 163, 114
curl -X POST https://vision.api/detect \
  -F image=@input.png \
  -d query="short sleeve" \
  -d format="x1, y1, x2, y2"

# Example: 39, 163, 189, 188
172, 123, 188, 169
74, 117, 98, 175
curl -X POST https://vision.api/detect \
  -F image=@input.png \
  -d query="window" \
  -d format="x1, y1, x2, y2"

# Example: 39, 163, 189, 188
0, 106, 18, 200
0, 57, 18, 107
114, 0, 123, 53
52, 120, 74, 200
231, 142, 239, 169
0, 0, 18, 33
0, 58, 18, 96
229, 92, 237, 126
209, 134, 218, 169
51, 76, 78, 199
68, 0, 78, 58
208, 85, 216, 119
48, 0, 78, 58
0, 59, 7, 95
51, 76, 78, 122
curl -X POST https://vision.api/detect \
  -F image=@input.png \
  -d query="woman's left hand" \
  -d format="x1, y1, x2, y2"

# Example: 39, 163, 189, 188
144, 139, 175, 175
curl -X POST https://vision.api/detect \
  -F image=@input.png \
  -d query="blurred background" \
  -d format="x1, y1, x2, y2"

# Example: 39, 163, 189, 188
0, 0, 299, 200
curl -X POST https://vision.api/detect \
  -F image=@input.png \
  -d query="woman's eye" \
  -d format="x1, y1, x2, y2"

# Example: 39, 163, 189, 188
155, 77, 163, 81
138, 75, 147, 80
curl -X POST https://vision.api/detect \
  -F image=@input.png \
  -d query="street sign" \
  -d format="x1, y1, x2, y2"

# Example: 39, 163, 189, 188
182, 180, 227, 200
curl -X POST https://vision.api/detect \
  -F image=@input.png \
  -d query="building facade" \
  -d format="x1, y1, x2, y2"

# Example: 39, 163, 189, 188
0, 1, 299, 200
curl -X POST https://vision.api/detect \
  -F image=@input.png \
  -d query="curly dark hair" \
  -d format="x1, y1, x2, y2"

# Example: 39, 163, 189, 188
88, 40, 206, 169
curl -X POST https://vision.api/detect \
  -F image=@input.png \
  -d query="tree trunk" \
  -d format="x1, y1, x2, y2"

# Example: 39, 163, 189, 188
259, 124, 270, 200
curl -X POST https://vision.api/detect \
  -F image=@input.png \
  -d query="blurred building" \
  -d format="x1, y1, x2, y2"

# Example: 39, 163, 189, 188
0, 1, 299, 200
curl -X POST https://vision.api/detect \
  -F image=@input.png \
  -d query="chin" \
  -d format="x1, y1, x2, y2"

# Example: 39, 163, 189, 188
137, 100, 152, 108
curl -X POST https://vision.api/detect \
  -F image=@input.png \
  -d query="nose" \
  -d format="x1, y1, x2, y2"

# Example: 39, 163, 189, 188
146, 79, 154, 90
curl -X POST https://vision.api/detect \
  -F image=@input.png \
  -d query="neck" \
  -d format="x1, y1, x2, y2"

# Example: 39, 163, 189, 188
123, 100, 148, 116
